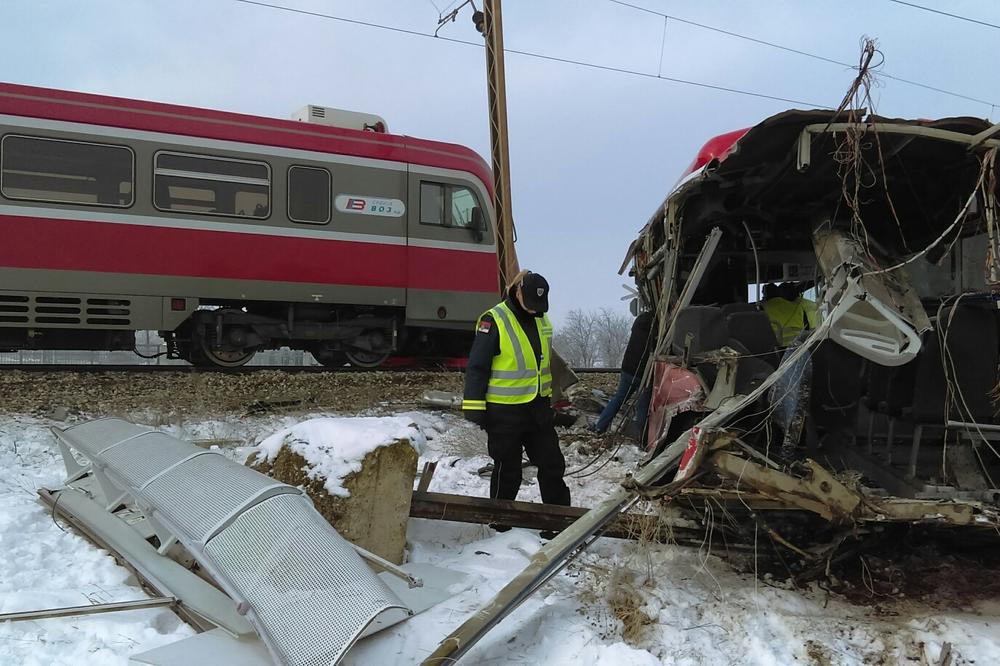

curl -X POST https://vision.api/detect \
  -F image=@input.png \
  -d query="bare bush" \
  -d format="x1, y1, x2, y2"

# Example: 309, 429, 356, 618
553, 307, 631, 368
594, 308, 631, 369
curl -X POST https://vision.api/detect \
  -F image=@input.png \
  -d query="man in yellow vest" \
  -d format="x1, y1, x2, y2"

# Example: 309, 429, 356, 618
462, 271, 571, 512
762, 282, 819, 346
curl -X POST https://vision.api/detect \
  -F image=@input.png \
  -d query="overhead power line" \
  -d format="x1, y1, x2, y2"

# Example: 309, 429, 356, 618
231, 0, 829, 107
606, 0, 999, 109
887, 0, 1000, 30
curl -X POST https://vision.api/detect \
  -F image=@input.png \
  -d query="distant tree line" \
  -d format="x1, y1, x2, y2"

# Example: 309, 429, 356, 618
552, 308, 631, 368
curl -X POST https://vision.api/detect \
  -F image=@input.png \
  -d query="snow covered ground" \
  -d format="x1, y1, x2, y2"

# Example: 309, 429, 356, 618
1, 406, 999, 665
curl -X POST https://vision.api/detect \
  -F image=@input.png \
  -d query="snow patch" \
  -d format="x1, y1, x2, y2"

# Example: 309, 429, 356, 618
257, 416, 426, 497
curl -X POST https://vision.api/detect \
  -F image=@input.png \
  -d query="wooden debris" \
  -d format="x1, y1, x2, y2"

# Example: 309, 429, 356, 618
416, 461, 438, 493
408, 490, 737, 547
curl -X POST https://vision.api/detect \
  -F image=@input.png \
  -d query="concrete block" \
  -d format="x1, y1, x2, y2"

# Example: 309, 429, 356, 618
253, 439, 418, 564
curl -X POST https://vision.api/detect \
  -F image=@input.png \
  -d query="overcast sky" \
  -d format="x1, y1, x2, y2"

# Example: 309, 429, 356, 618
3, 0, 999, 325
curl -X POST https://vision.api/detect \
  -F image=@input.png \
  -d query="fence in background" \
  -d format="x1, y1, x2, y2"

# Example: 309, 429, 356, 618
0, 333, 319, 367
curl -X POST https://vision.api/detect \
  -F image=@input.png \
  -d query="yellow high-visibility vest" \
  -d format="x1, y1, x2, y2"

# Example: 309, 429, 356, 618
763, 297, 819, 346
476, 301, 553, 406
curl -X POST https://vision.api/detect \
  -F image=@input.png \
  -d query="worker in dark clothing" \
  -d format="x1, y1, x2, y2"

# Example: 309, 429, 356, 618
592, 310, 655, 434
462, 271, 571, 510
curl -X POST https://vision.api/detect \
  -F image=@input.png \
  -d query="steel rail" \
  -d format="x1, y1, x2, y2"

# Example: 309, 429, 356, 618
0, 363, 619, 374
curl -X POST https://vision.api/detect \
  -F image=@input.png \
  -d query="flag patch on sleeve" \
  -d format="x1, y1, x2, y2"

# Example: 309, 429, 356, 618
477, 320, 493, 334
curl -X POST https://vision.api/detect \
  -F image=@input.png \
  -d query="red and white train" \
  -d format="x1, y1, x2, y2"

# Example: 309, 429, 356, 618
0, 82, 500, 367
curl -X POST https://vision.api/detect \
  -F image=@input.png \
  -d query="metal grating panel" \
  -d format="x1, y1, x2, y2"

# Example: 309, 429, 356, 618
63, 419, 153, 458
143, 453, 285, 542
0, 292, 135, 327
0, 294, 28, 323
86, 297, 132, 326
55, 418, 409, 665
99, 433, 194, 488
205, 494, 404, 666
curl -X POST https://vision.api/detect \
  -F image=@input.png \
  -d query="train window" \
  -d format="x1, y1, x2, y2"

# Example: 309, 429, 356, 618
153, 151, 270, 219
288, 166, 331, 224
450, 187, 477, 228
419, 181, 481, 229
0, 135, 133, 208
420, 182, 446, 225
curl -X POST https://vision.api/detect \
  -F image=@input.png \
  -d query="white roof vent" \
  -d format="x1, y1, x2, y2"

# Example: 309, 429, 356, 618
292, 105, 388, 133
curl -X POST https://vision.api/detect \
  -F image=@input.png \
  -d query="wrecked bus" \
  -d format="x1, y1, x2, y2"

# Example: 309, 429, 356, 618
623, 109, 1000, 512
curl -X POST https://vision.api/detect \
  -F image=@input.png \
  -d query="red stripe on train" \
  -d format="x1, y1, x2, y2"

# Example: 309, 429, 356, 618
0, 214, 498, 292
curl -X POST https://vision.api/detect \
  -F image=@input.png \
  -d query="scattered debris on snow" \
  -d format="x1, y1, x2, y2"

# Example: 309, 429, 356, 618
1, 371, 999, 664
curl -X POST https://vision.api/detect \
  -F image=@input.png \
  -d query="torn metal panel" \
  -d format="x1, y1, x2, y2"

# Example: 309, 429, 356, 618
797, 122, 1000, 173
814, 231, 926, 366
814, 228, 931, 335
705, 447, 993, 529
37, 486, 253, 637
129, 629, 273, 666
709, 451, 843, 521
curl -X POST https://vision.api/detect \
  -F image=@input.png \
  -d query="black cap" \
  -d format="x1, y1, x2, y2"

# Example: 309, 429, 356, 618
519, 272, 550, 313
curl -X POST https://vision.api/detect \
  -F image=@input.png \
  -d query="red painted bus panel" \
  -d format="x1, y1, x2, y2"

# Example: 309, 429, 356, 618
679, 127, 749, 180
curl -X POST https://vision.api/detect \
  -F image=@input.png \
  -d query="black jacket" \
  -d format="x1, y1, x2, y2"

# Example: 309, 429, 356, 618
463, 297, 550, 428
621, 311, 655, 376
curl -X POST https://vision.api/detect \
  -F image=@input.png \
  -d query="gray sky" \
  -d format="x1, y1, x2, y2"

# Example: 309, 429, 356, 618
2, 0, 998, 325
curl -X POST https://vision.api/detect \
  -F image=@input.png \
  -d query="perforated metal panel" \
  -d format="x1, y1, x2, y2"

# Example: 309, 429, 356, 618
99, 433, 193, 488
205, 494, 404, 666
143, 453, 286, 542
63, 419, 153, 457
55, 418, 409, 666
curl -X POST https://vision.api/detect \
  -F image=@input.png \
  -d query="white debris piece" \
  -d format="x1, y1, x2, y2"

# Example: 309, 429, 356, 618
257, 417, 426, 497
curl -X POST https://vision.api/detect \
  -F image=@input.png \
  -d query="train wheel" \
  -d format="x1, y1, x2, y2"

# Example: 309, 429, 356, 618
197, 338, 257, 368
344, 348, 391, 368
313, 350, 347, 368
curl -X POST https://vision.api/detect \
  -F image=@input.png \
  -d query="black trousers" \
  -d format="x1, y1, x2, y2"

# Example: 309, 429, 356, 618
485, 400, 571, 506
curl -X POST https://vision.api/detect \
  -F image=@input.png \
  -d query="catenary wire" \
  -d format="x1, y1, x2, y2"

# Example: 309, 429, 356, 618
887, 0, 1000, 30
230, 0, 829, 108
606, 0, 1000, 109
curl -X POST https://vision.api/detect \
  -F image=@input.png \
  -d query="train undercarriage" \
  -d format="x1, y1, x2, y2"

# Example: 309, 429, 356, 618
0, 302, 475, 369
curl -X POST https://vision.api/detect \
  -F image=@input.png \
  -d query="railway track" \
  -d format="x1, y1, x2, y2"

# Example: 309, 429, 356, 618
0, 363, 618, 374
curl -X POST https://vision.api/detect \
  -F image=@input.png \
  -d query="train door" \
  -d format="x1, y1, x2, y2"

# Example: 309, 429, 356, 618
405, 169, 499, 328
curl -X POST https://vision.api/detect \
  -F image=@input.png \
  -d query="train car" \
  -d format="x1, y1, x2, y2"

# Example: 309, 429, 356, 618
0, 83, 500, 367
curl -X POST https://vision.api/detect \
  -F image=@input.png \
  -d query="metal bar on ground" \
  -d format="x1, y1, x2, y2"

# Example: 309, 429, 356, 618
351, 544, 423, 589
0, 597, 176, 623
